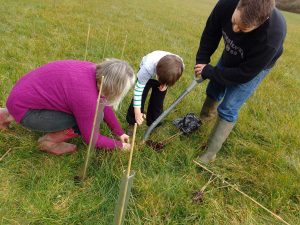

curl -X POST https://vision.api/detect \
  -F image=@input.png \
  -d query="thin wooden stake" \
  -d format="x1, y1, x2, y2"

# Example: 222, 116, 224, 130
102, 27, 110, 60
193, 160, 291, 225
84, 24, 91, 61
116, 123, 137, 225
200, 175, 217, 192
161, 131, 182, 145
120, 34, 127, 60
0, 148, 12, 162
82, 76, 104, 180
126, 123, 137, 177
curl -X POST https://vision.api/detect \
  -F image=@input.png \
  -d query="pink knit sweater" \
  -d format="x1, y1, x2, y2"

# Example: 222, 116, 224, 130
6, 60, 124, 149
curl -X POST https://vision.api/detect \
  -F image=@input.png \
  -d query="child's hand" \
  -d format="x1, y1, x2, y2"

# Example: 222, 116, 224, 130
120, 134, 130, 143
134, 108, 146, 125
158, 84, 168, 92
122, 142, 131, 151
194, 64, 206, 77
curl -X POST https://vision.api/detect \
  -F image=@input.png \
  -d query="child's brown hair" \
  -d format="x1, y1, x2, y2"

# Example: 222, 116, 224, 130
156, 55, 184, 86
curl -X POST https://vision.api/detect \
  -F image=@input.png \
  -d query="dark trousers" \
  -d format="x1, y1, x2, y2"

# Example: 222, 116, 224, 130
126, 79, 167, 126
21, 109, 80, 133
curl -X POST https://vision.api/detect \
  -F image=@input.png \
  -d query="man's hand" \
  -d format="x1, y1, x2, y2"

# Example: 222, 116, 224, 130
194, 64, 207, 77
134, 107, 146, 125
158, 84, 168, 92
119, 134, 130, 143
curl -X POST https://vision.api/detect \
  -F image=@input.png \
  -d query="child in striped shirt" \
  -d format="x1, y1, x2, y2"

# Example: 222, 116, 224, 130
126, 50, 184, 129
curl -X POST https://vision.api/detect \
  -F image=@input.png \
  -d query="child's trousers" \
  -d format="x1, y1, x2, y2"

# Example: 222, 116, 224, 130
126, 79, 167, 126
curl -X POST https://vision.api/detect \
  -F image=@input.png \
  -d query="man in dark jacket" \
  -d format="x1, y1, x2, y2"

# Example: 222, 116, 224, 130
195, 0, 286, 163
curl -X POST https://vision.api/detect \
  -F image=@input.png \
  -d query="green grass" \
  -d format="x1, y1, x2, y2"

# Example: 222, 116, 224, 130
1, 0, 300, 224
277, 0, 300, 14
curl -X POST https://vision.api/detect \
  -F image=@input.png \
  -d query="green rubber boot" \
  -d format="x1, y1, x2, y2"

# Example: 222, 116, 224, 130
198, 117, 235, 164
199, 96, 219, 124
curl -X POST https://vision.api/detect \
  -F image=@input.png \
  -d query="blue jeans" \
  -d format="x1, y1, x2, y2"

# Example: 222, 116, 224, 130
206, 62, 271, 122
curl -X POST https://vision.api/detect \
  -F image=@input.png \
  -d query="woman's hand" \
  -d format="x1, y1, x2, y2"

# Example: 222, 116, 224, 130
122, 142, 131, 151
119, 134, 130, 143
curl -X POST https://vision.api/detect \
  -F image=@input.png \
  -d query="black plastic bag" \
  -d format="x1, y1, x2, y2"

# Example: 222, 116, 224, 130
172, 113, 200, 134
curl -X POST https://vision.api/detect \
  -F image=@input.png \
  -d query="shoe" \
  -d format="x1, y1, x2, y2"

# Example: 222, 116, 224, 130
39, 141, 77, 155
38, 128, 79, 143
0, 108, 14, 130
38, 128, 79, 155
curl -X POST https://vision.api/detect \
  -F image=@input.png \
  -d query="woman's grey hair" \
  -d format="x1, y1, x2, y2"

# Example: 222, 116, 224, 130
96, 58, 135, 110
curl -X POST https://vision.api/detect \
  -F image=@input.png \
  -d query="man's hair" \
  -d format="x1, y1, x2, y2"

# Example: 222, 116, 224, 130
156, 55, 184, 86
96, 59, 135, 110
237, 0, 275, 26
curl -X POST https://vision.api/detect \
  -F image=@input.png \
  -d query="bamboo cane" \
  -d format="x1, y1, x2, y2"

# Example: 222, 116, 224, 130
127, 123, 137, 177
84, 24, 91, 61
0, 148, 12, 162
160, 131, 182, 145
120, 34, 127, 60
193, 160, 291, 225
102, 27, 110, 60
81, 76, 104, 180
114, 123, 137, 225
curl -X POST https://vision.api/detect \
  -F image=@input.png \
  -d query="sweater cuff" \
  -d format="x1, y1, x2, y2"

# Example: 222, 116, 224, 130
115, 140, 123, 148
202, 64, 214, 80
114, 129, 125, 137
196, 56, 210, 65
96, 135, 123, 150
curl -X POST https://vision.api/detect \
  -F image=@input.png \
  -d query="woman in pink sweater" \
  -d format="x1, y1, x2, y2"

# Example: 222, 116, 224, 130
0, 59, 135, 155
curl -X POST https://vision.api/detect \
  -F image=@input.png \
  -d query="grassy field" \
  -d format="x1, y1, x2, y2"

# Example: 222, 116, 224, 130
277, 0, 300, 14
0, 0, 300, 224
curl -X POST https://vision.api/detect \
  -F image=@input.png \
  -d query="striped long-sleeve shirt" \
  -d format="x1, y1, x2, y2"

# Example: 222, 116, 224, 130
133, 50, 183, 107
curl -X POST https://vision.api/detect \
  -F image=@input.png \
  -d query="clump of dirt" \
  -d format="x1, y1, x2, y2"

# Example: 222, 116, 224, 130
146, 140, 165, 152
74, 175, 82, 185
192, 190, 204, 204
